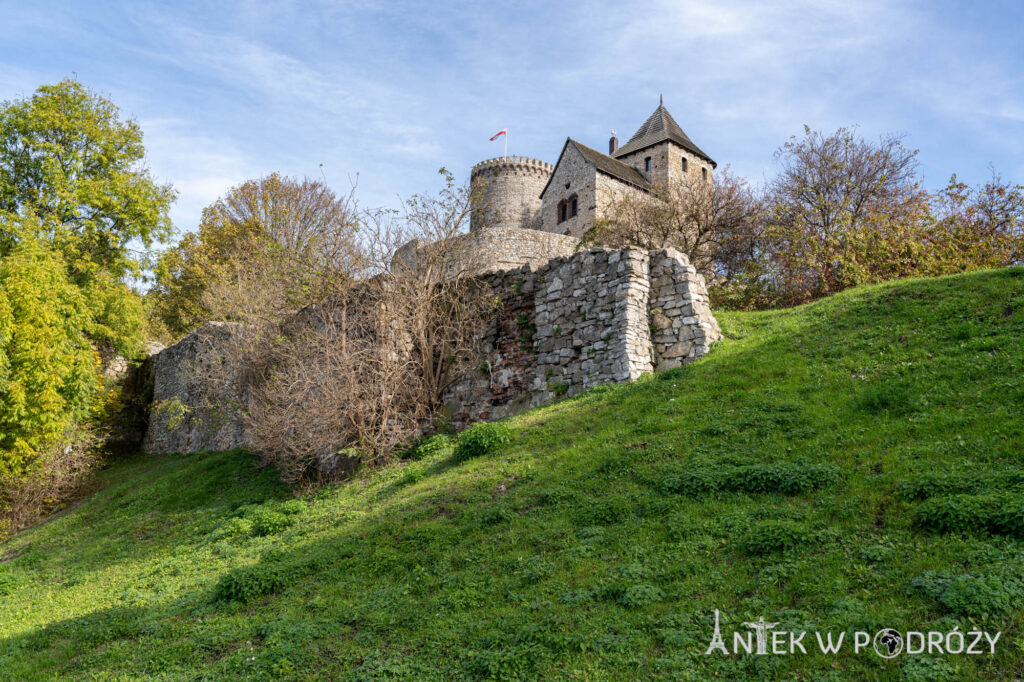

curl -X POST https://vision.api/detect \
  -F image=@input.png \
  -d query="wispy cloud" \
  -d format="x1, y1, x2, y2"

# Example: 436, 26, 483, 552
1, 0, 1021, 233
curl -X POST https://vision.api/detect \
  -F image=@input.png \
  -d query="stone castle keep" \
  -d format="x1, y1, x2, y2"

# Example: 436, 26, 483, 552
143, 101, 723, 455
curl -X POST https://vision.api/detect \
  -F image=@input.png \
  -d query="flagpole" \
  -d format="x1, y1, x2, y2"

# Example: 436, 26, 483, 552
504, 129, 508, 158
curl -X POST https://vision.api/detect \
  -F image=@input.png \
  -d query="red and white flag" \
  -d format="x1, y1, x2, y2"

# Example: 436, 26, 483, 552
489, 129, 507, 141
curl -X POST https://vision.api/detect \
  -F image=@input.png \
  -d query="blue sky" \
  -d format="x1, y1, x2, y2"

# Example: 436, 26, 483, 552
2, 0, 1022, 236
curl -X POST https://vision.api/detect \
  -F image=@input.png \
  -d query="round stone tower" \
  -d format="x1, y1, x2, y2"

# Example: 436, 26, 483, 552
470, 156, 554, 232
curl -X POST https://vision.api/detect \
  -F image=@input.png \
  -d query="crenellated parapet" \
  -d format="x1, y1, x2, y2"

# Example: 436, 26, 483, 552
471, 156, 555, 178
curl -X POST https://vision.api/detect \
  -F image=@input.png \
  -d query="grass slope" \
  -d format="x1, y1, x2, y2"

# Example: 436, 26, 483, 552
2, 268, 1024, 681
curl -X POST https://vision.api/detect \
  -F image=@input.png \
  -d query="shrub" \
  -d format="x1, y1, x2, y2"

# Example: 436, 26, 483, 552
910, 571, 1024, 618
408, 433, 454, 461
739, 520, 810, 556
214, 560, 297, 602
657, 469, 721, 496
208, 517, 255, 542
278, 499, 308, 515
654, 460, 839, 497
248, 509, 293, 536
729, 462, 839, 494
913, 494, 1004, 535
896, 470, 1024, 501
992, 498, 1024, 538
0, 239, 100, 476
0, 568, 17, 596
615, 583, 665, 608
452, 422, 511, 463
573, 495, 633, 526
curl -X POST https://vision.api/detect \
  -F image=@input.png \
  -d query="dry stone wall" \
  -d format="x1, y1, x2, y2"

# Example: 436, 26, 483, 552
144, 246, 722, 451
443, 246, 721, 427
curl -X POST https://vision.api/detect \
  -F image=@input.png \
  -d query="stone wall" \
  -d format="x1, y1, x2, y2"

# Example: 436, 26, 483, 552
143, 322, 252, 455
648, 249, 721, 370
443, 246, 721, 427
470, 156, 553, 232
144, 246, 722, 450
539, 143, 598, 238
455, 226, 579, 274
393, 226, 579, 278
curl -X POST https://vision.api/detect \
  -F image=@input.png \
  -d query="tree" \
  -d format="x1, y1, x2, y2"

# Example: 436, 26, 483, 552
757, 126, 929, 304
0, 79, 170, 534
178, 170, 493, 482
930, 170, 1024, 272
588, 167, 759, 280
0, 236, 98, 478
152, 173, 363, 337
0, 79, 175, 281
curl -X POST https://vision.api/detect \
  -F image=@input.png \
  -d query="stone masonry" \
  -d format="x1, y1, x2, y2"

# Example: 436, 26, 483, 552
442, 246, 721, 427
144, 247, 721, 452
143, 322, 250, 455
470, 156, 554, 232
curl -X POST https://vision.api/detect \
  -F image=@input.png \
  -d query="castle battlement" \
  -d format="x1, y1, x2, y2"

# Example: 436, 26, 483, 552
471, 156, 554, 177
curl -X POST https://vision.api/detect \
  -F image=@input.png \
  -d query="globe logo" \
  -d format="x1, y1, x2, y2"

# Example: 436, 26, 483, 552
873, 629, 903, 658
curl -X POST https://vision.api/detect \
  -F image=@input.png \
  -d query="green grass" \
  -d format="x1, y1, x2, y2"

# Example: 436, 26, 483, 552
2, 268, 1024, 680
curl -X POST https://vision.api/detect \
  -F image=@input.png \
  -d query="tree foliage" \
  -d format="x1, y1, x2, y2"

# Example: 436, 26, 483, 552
589, 167, 759, 280
0, 237, 98, 477
152, 173, 363, 338
0, 79, 170, 524
0, 79, 175, 280
717, 126, 1024, 309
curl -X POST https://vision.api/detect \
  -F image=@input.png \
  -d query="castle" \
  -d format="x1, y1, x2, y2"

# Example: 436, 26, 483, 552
469, 98, 716, 240
142, 100, 724, 456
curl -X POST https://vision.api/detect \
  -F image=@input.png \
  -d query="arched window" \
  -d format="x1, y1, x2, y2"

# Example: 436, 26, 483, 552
557, 194, 578, 224
681, 157, 688, 173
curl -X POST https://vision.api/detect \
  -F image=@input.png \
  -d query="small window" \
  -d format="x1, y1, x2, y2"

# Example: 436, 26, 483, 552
644, 157, 652, 172
570, 197, 578, 217
681, 157, 688, 172
558, 201, 567, 224
702, 167, 708, 181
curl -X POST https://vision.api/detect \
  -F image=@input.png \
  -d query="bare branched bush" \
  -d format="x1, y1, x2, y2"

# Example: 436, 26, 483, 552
0, 428, 100, 539
180, 169, 493, 483
588, 167, 760, 280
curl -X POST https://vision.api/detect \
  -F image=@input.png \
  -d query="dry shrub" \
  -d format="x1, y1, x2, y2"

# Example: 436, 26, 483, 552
248, 287, 429, 483
180, 169, 493, 484
0, 427, 100, 539
588, 167, 759, 281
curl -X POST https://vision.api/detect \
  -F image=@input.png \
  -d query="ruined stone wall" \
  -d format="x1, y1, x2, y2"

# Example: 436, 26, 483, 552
454, 226, 579, 274
648, 248, 722, 371
143, 322, 252, 455
144, 247, 722, 450
443, 247, 721, 428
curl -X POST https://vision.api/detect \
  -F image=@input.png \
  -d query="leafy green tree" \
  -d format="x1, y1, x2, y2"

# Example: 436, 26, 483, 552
0, 236, 98, 477
0, 79, 171, 510
0, 79, 175, 281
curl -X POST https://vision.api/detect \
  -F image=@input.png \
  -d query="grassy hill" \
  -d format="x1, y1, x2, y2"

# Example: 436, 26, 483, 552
1, 268, 1023, 681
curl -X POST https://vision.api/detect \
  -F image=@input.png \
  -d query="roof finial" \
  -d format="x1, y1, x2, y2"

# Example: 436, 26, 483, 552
659, 93, 663, 107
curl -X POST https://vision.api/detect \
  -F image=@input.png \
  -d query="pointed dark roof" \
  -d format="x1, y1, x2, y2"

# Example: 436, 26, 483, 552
540, 138, 651, 199
612, 103, 716, 167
